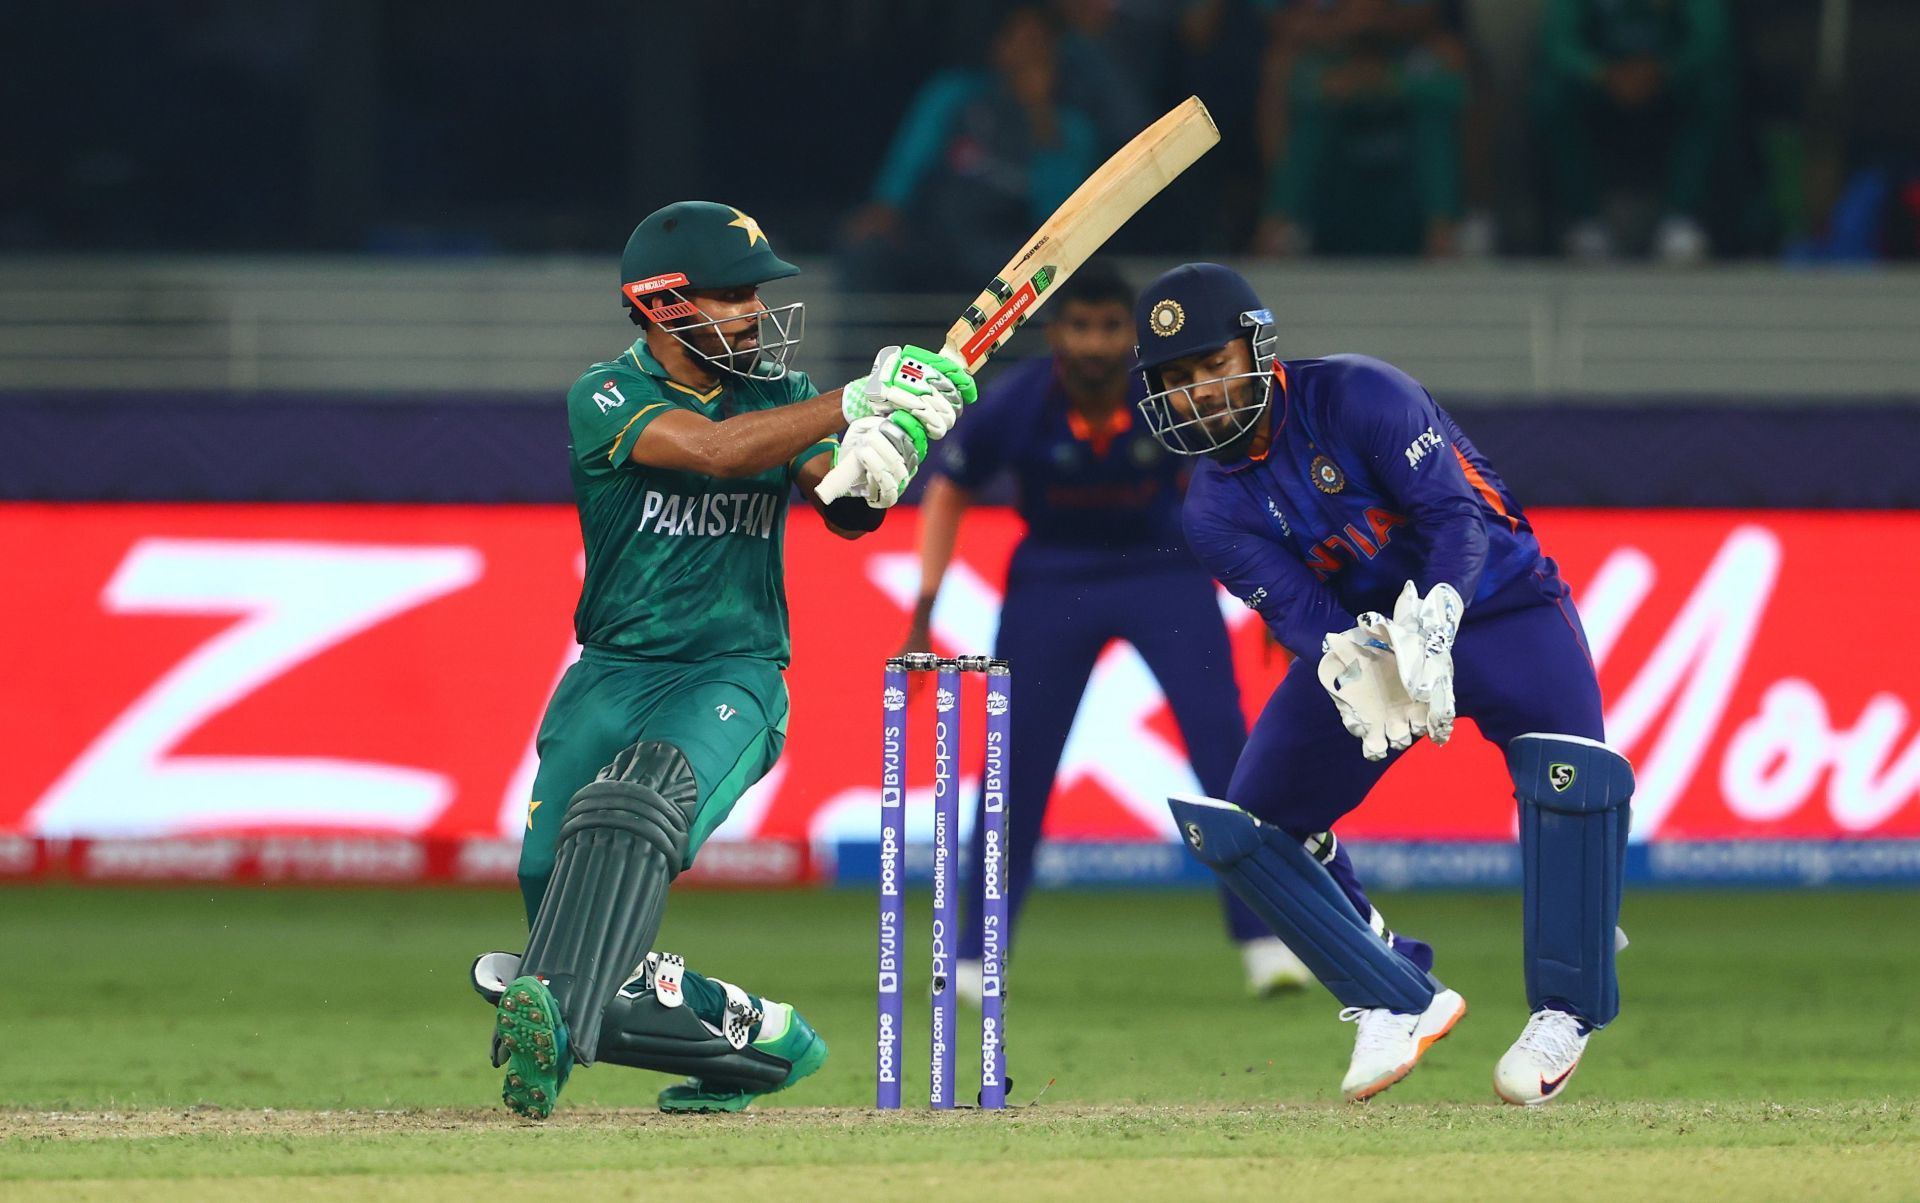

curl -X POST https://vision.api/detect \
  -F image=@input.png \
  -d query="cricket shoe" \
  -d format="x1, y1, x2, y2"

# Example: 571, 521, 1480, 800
656, 998, 830, 1114
1339, 988, 1466, 1102
493, 975, 571, 1120
1493, 1008, 1590, 1105
471, 950, 520, 1005
1241, 937, 1313, 996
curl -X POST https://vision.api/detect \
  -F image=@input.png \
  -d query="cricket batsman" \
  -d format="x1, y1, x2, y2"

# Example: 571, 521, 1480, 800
1136, 262, 1631, 1105
904, 260, 1315, 997
471, 201, 976, 1120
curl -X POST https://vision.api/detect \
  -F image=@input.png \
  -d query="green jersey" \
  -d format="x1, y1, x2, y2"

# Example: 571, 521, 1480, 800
564, 339, 836, 664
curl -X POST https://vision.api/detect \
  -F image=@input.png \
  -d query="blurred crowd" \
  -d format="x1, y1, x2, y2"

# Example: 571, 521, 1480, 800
841, 0, 1907, 284
4, 0, 1918, 272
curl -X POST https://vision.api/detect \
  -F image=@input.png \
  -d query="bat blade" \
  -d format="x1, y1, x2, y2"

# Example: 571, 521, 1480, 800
817, 96, 1220, 504
942, 95, 1219, 370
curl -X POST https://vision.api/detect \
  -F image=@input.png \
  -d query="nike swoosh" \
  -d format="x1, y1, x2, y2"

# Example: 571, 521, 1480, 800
1539, 1064, 1578, 1096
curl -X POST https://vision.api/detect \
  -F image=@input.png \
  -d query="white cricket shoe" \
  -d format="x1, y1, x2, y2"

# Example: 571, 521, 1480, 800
1241, 937, 1313, 996
1339, 988, 1467, 1102
1494, 1008, 1590, 1105
955, 958, 984, 1007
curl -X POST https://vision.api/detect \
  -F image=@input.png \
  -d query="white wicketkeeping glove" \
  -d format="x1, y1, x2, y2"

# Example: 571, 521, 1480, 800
835, 415, 923, 508
1317, 620, 1428, 762
1382, 581, 1462, 745
841, 345, 970, 440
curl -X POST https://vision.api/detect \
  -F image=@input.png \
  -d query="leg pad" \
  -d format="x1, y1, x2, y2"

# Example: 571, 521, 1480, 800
1170, 795, 1437, 1013
520, 740, 698, 1065
1509, 733, 1634, 1029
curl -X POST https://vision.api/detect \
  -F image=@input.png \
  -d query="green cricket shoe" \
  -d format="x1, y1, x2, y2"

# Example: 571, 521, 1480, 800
493, 975, 572, 1120
656, 1000, 829, 1114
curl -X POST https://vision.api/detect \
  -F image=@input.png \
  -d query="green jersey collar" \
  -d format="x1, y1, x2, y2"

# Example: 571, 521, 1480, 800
626, 338, 725, 405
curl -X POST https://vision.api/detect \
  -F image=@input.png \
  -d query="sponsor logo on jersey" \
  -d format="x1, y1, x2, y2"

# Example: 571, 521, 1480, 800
1264, 496, 1291, 537
636, 489, 779, 540
1404, 427, 1445, 468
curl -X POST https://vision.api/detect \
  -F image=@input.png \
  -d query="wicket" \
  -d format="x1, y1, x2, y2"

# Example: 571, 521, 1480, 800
878, 653, 1011, 1110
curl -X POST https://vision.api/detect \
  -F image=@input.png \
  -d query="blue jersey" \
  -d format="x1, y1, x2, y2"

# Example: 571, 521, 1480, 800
937, 356, 1193, 577
1183, 354, 1544, 660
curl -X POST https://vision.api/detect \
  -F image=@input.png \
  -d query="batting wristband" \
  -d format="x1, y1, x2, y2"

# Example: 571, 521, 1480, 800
822, 494, 887, 532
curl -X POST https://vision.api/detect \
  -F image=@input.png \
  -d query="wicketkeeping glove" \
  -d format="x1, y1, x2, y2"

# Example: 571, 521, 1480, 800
1382, 581, 1462, 745
1317, 620, 1428, 762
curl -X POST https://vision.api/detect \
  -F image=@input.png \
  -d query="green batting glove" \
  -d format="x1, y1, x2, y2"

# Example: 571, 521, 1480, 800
898, 345, 977, 407
842, 346, 970, 439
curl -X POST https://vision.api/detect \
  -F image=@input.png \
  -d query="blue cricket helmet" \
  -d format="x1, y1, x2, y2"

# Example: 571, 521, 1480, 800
1132, 262, 1273, 382
1132, 263, 1282, 457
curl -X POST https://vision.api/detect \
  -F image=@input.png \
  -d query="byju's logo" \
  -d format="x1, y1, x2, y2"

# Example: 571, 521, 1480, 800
1242, 586, 1268, 611
986, 690, 1008, 716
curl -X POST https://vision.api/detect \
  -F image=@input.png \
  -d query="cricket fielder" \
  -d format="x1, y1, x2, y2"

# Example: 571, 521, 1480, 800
905, 261, 1315, 996
1135, 262, 1631, 1105
473, 201, 977, 1120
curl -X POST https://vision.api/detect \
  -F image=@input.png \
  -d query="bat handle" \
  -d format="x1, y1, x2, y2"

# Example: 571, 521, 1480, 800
814, 457, 864, 503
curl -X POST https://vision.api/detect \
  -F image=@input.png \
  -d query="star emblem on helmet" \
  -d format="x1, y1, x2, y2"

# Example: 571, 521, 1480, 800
1150, 299, 1185, 336
726, 207, 765, 247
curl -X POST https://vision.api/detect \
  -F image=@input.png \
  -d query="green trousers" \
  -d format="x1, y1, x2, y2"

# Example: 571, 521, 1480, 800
517, 649, 789, 923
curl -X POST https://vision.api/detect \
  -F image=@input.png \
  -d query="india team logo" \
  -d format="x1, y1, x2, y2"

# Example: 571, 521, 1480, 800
1311, 454, 1346, 494
884, 685, 907, 711
1149, 299, 1186, 337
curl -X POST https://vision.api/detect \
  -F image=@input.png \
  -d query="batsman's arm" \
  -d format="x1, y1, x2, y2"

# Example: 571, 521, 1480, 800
904, 475, 974, 651
629, 390, 846, 479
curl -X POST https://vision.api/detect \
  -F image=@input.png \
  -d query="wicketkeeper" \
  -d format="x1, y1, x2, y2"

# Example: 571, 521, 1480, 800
1137, 262, 1632, 1105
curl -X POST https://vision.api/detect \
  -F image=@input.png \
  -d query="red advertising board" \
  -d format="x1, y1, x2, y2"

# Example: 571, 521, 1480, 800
3, 505, 1917, 875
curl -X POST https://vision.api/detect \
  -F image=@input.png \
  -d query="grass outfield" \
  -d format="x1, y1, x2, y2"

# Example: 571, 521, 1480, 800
5, 886, 1919, 1200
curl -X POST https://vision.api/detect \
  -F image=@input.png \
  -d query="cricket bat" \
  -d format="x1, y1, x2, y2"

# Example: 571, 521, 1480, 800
815, 95, 1220, 502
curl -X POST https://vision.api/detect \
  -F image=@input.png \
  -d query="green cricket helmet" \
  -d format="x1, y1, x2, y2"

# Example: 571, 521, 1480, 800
619, 200, 805, 380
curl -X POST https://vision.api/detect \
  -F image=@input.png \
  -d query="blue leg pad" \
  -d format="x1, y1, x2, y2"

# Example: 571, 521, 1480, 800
1170, 795, 1437, 1013
1508, 733, 1634, 1029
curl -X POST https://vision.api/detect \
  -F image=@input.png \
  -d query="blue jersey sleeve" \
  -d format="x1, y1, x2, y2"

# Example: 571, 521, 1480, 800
1183, 472, 1359, 661
1327, 356, 1489, 605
